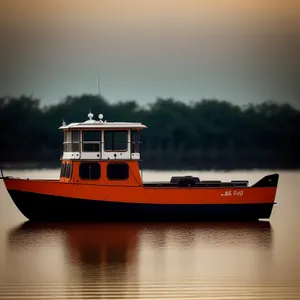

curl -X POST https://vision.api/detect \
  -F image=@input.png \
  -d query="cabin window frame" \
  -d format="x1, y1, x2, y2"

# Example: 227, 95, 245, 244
60, 162, 72, 178
82, 131, 101, 152
65, 163, 69, 178
70, 163, 73, 178
106, 162, 129, 181
104, 130, 128, 152
79, 162, 101, 180
66, 163, 73, 178
63, 130, 80, 152
131, 130, 141, 153
60, 163, 66, 177
71, 131, 80, 152
63, 131, 71, 152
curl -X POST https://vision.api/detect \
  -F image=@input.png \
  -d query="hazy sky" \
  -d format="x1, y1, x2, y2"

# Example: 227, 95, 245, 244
1, 0, 300, 108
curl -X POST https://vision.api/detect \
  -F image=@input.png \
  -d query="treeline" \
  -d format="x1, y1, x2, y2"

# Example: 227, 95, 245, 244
0, 94, 300, 170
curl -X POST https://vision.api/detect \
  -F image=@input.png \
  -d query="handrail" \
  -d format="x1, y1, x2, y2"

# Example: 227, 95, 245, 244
63, 141, 142, 145
63, 140, 142, 153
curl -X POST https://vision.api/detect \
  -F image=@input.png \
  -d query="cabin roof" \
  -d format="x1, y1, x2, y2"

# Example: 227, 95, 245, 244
59, 121, 146, 130
58, 111, 147, 130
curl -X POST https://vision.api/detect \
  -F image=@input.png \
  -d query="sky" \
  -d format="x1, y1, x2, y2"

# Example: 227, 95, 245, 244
1, 0, 300, 108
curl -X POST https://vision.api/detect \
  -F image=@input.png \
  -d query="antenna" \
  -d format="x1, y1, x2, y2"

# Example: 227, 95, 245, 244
97, 70, 101, 99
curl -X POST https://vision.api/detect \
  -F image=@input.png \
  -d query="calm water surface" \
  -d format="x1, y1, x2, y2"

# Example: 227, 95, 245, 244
0, 169, 299, 299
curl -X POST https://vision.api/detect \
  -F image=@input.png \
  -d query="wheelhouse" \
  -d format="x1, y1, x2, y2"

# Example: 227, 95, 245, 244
58, 111, 146, 184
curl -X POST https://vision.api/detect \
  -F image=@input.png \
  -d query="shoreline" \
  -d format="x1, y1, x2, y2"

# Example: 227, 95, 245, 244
1, 161, 300, 171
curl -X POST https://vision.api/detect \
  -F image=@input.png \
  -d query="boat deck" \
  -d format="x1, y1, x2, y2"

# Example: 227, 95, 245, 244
143, 180, 249, 188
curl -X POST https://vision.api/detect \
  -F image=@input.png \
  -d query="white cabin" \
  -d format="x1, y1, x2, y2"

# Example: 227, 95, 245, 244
59, 111, 147, 161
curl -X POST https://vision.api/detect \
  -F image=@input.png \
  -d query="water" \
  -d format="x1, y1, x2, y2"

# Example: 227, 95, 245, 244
0, 169, 299, 299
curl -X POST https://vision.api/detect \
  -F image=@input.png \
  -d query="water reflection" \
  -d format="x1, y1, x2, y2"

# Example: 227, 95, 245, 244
138, 221, 273, 249
4, 221, 273, 299
6, 222, 143, 299
8, 221, 273, 253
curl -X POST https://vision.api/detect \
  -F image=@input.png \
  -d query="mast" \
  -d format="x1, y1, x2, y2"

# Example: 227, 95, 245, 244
97, 70, 101, 100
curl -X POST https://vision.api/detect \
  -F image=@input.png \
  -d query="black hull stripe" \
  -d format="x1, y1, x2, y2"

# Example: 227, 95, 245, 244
8, 190, 275, 221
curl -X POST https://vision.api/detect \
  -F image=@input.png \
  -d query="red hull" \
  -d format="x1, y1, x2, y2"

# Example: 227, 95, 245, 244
2, 173, 279, 221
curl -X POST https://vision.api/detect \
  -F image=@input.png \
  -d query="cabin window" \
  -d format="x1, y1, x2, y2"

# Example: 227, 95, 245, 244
65, 164, 69, 177
60, 163, 72, 178
63, 133, 67, 151
104, 131, 128, 151
71, 131, 80, 152
107, 163, 129, 180
69, 164, 73, 178
131, 130, 140, 153
63, 131, 72, 152
66, 163, 73, 178
60, 163, 66, 177
82, 131, 101, 152
79, 162, 101, 180
63, 131, 80, 152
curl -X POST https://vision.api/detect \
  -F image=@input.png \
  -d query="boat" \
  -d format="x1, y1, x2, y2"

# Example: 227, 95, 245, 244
1, 111, 279, 221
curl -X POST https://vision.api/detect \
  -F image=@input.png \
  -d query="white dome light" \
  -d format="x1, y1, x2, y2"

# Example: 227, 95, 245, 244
88, 110, 94, 120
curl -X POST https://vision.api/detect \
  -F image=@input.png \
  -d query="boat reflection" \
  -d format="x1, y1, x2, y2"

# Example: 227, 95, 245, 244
8, 222, 141, 273
8, 220, 273, 259
7, 222, 143, 299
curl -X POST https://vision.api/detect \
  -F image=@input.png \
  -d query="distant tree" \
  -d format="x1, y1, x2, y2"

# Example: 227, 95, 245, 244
0, 95, 299, 169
